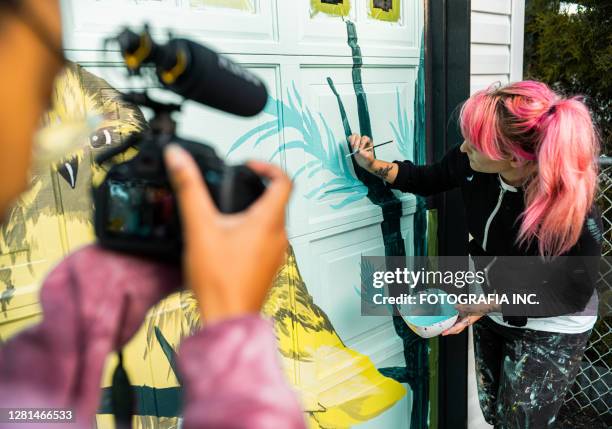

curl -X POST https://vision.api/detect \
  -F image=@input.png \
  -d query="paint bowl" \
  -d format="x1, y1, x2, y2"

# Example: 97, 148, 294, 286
399, 289, 459, 338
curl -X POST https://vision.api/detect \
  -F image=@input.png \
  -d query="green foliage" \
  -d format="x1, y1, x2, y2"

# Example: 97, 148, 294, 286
524, 0, 612, 150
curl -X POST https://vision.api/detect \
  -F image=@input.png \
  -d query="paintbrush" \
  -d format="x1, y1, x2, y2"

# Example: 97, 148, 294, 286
345, 139, 394, 157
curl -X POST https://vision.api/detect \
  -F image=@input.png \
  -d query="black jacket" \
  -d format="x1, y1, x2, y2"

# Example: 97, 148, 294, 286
389, 144, 603, 327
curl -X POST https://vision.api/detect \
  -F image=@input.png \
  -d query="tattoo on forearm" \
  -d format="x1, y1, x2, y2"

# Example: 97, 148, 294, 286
373, 165, 393, 180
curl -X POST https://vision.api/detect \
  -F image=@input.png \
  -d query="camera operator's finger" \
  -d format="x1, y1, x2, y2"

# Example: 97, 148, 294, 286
246, 161, 292, 217
164, 144, 217, 223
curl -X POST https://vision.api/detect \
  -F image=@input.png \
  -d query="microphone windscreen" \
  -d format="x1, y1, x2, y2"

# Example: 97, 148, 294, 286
161, 39, 268, 117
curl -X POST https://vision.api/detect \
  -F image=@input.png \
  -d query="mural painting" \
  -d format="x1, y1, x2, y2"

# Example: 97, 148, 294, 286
0, 63, 145, 340
229, 21, 430, 429
0, 13, 429, 429
0, 62, 410, 429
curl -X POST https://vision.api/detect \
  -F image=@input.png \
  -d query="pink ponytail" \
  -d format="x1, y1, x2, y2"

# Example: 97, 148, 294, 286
460, 81, 600, 258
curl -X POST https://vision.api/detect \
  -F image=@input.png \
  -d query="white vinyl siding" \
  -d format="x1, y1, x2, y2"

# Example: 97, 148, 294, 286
470, 0, 525, 94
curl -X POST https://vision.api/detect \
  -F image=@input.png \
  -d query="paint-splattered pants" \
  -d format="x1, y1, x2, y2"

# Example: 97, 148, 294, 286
473, 316, 591, 429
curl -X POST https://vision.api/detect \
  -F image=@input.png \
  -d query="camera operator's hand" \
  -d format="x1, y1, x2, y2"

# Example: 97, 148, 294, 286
164, 145, 292, 324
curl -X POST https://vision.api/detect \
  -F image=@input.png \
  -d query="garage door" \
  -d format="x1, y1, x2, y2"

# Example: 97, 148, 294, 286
0, 1, 429, 428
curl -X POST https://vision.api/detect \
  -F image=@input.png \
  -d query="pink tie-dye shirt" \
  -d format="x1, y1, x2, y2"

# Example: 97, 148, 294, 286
0, 245, 305, 428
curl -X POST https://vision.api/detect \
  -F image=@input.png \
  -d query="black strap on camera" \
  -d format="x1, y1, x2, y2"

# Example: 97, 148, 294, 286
110, 298, 135, 428
111, 350, 134, 429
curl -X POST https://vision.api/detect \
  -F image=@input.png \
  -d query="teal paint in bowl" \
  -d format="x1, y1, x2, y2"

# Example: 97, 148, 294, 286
400, 289, 459, 338
407, 315, 457, 326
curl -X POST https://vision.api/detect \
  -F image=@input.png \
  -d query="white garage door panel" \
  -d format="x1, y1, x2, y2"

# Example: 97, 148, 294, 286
298, 0, 422, 58
62, 0, 277, 53
312, 231, 389, 342
353, 0, 421, 55
291, 220, 413, 429
298, 0, 358, 51
288, 66, 419, 236
293, 223, 383, 312
297, 223, 413, 349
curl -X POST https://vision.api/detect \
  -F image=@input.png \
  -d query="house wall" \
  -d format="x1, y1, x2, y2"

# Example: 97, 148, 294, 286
470, 0, 525, 94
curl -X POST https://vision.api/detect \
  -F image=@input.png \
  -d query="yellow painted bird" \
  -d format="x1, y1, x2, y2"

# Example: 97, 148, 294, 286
0, 63, 145, 338
0, 62, 406, 429
118, 246, 406, 429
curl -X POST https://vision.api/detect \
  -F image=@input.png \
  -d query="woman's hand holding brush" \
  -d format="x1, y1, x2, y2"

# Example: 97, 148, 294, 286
348, 134, 399, 184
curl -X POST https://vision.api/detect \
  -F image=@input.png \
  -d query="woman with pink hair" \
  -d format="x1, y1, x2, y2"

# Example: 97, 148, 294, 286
349, 80, 602, 428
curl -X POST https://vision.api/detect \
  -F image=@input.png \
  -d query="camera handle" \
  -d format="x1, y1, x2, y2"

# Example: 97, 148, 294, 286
95, 91, 181, 166
122, 92, 180, 136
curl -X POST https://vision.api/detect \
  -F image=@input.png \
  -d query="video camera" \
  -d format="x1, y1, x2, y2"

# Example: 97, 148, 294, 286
93, 26, 268, 260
